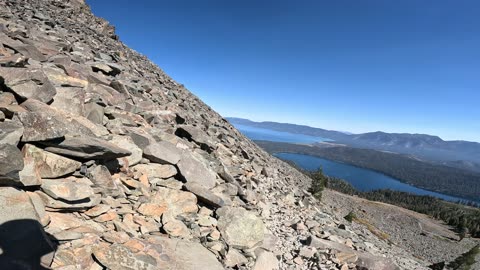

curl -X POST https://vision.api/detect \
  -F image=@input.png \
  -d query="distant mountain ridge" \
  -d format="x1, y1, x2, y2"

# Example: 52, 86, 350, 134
227, 117, 480, 172
227, 117, 351, 140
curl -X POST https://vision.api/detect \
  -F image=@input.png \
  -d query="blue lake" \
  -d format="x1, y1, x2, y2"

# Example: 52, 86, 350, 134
234, 124, 478, 204
275, 153, 478, 204
233, 124, 331, 143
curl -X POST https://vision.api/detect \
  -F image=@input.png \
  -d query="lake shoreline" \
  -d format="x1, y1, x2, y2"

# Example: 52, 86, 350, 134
274, 151, 480, 205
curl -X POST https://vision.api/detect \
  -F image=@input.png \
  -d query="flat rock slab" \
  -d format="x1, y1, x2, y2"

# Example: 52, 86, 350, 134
131, 163, 177, 180
39, 135, 131, 160
177, 151, 217, 189
93, 244, 157, 270
147, 237, 224, 270
143, 141, 182, 165
23, 144, 81, 178
138, 187, 197, 218
41, 178, 94, 202
18, 99, 100, 142
217, 206, 265, 250
0, 143, 23, 182
36, 191, 100, 210
0, 187, 55, 269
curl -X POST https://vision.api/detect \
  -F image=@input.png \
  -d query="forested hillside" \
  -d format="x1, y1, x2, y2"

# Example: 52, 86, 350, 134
257, 141, 480, 202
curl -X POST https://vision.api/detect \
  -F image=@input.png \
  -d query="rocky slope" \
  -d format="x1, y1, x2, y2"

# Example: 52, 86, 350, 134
0, 0, 432, 269
322, 190, 480, 267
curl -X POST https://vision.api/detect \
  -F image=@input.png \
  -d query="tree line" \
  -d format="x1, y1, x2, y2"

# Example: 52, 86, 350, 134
284, 159, 480, 239
257, 140, 480, 202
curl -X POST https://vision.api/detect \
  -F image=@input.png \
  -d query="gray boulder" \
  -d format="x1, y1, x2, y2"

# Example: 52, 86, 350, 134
177, 151, 217, 189
143, 141, 182, 165
217, 206, 265, 250
0, 120, 23, 145
175, 125, 215, 152
109, 135, 143, 166
17, 99, 102, 142
184, 182, 225, 208
0, 67, 55, 103
0, 144, 23, 181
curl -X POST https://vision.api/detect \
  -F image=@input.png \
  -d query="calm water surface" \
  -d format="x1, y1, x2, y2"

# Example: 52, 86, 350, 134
276, 152, 478, 204
233, 124, 330, 143
234, 124, 478, 203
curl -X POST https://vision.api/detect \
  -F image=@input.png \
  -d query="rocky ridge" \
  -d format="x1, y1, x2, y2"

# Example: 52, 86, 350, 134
0, 0, 428, 269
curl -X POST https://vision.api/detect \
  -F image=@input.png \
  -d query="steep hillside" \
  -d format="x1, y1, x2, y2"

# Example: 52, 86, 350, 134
0, 1, 451, 269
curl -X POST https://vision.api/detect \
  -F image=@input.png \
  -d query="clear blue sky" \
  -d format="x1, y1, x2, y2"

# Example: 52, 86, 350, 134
88, 0, 480, 142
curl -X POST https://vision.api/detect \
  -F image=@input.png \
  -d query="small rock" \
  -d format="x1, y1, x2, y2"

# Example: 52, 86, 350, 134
253, 250, 279, 270
299, 246, 317, 258
293, 256, 304, 265
84, 204, 111, 217
131, 163, 177, 180
224, 248, 248, 268
163, 219, 191, 238
0, 120, 23, 145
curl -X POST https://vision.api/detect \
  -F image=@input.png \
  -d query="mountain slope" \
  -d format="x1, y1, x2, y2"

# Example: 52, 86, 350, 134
228, 117, 480, 171
0, 1, 468, 269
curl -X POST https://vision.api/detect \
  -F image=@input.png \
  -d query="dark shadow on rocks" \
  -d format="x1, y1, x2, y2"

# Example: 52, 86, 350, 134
0, 219, 57, 270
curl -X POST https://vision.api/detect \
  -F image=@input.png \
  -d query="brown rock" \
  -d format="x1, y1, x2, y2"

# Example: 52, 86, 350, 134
23, 144, 81, 179
138, 187, 197, 218
41, 178, 94, 202
162, 219, 191, 238
0, 67, 56, 103
93, 244, 156, 270
131, 163, 177, 180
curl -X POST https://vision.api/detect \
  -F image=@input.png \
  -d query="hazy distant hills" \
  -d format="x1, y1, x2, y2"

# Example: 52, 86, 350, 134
227, 117, 480, 172
227, 117, 351, 140
255, 140, 480, 202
